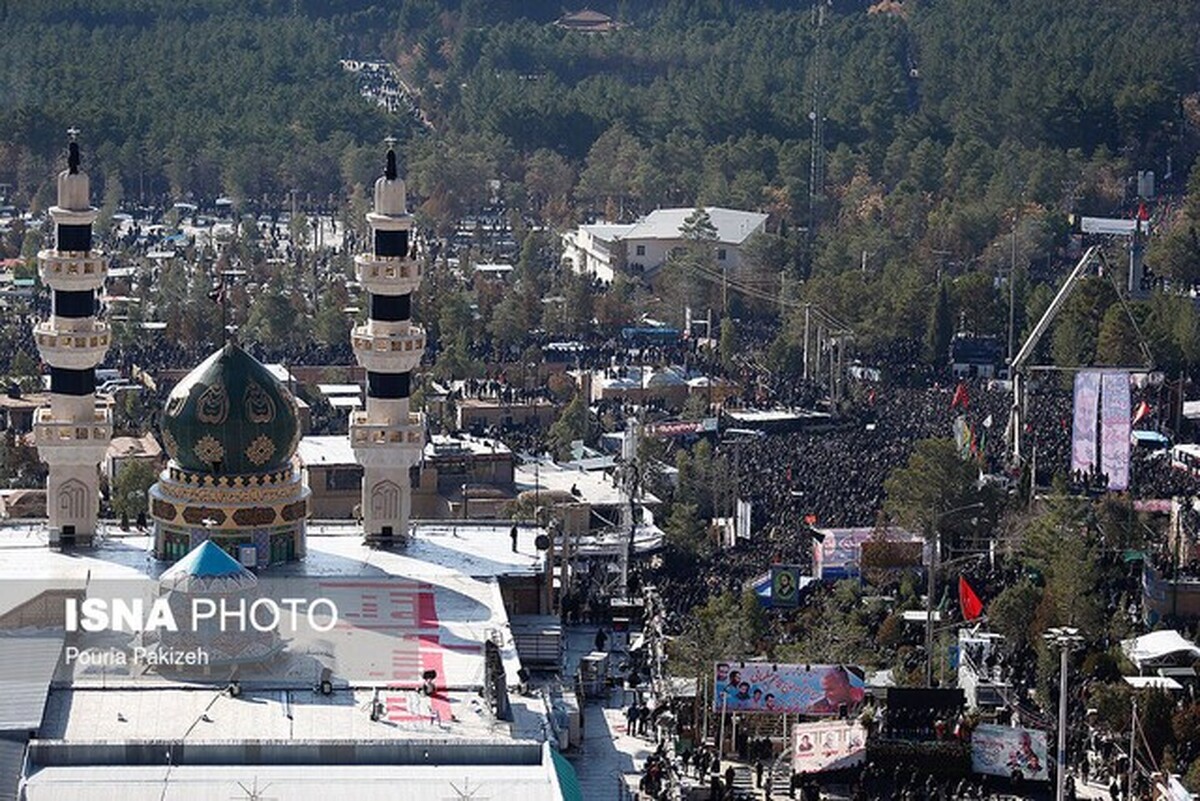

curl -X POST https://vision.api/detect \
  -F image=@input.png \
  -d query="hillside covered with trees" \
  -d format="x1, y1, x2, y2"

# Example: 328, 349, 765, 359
2, 0, 1200, 374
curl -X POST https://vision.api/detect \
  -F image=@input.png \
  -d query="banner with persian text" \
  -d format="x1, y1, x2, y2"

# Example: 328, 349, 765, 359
1101, 372, 1131, 490
713, 663, 865, 715
1071, 371, 1100, 475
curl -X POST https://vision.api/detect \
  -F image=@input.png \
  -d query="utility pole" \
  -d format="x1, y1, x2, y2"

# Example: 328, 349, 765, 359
1007, 213, 1017, 367
807, 1, 827, 238
923, 518, 938, 687
802, 303, 811, 381
926, 502, 984, 686
1044, 627, 1084, 801
1128, 694, 1138, 801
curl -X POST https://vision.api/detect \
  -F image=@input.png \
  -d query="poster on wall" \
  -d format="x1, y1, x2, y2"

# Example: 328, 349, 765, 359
970, 724, 1050, 782
792, 720, 868, 773
713, 662, 865, 715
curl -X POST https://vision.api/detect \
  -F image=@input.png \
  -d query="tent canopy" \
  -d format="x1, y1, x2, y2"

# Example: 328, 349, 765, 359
1121, 630, 1200, 671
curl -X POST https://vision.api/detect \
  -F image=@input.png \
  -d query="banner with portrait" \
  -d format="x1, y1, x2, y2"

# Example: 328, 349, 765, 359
970, 724, 1049, 781
1100, 371, 1131, 491
713, 662, 865, 715
1071, 370, 1100, 476
792, 720, 868, 773
812, 527, 924, 580
771, 566, 801, 608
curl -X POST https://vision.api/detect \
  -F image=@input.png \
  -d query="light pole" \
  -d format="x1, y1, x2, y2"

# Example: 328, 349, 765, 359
1044, 626, 1084, 801
925, 501, 985, 686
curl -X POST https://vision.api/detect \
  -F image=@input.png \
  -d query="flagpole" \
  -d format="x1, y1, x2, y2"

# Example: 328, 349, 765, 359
925, 501, 984, 687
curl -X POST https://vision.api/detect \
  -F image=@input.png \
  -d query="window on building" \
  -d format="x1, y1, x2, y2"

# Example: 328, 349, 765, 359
635, 244, 645, 256
717, 248, 728, 261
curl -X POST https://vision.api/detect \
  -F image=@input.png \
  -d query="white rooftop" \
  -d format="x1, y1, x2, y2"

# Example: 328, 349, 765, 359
0, 524, 549, 690
0, 522, 545, 583
317, 383, 362, 396
726, 407, 833, 422
22, 763, 563, 801
1124, 676, 1184, 691
296, 435, 358, 466
625, 206, 768, 245
263, 363, 294, 384
1122, 630, 1200, 670
514, 458, 660, 507
426, 433, 512, 459
39, 685, 541, 743
577, 223, 635, 242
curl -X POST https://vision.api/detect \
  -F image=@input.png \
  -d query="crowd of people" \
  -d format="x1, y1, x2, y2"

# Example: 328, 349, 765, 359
6, 184, 1200, 800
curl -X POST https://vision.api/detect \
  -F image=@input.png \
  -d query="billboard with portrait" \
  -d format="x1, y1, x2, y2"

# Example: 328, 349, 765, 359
713, 662, 865, 715
792, 720, 868, 773
970, 724, 1049, 782
811, 527, 924, 580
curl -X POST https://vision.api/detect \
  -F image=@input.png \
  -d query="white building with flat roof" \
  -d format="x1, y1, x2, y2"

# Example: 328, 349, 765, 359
0, 523, 574, 801
561, 206, 768, 282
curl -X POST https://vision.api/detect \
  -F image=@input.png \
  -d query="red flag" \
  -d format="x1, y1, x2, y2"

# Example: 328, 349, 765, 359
1132, 400, 1151, 425
958, 576, 983, 621
804, 514, 818, 526
950, 382, 969, 410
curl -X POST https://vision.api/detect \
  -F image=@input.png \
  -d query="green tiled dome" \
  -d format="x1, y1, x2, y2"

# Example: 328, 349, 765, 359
160, 342, 300, 475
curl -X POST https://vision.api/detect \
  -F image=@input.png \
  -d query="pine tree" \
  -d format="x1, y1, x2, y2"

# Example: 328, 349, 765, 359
925, 282, 952, 366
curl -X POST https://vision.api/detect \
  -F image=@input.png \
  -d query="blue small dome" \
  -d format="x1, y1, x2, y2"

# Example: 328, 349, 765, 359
159, 540, 258, 593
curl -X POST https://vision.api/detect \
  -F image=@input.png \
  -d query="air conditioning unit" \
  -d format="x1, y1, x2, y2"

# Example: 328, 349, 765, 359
238, 545, 258, 568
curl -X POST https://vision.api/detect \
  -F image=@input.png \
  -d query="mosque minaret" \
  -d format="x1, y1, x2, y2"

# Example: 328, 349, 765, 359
349, 139, 427, 546
34, 130, 112, 546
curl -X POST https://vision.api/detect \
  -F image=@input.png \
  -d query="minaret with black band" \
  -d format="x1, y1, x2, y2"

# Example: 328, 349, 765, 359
350, 138, 426, 546
34, 130, 112, 547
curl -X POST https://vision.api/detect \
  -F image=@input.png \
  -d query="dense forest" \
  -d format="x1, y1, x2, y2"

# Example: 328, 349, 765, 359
2, 0, 1200, 372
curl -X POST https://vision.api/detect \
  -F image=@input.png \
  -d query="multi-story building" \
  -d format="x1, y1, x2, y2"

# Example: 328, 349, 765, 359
561, 206, 769, 283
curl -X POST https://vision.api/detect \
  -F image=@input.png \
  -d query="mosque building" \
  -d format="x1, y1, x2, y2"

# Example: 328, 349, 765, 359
149, 340, 309, 566
0, 138, 579, 801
